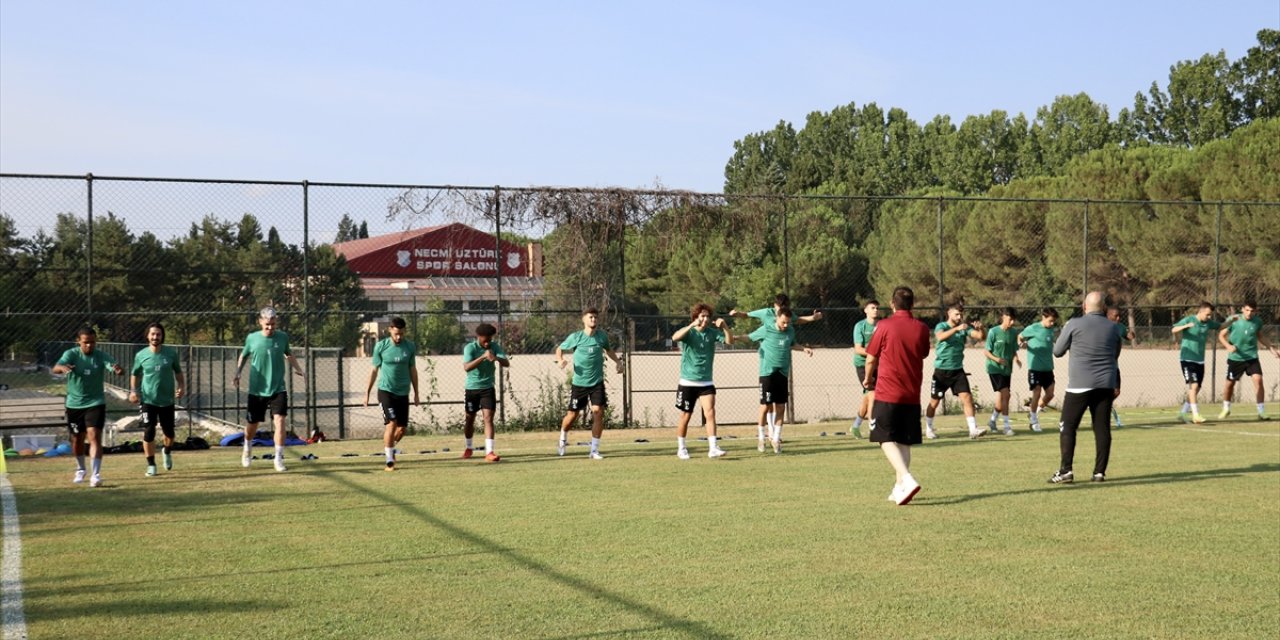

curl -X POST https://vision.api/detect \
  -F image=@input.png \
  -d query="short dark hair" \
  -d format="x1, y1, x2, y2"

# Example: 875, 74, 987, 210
145, 322, 165, 340
1001, 307, 1016, 319
1243, 299, 1258, 310
865, 299, 880, 307
76, 325, 96, 339
777, 307, 794, 318
1198, 302, 1214, 311
892, 287, 914, 311
1041, 307, 1060, 319
774, 294, 790, 308
947, 303, 964, 314
690, 303, 713, 320
389, 317, 406, 330
583, 307, 599, 316
475, 323, 497, 338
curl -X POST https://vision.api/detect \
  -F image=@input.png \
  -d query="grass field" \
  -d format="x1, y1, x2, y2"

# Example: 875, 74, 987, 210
3, 407, 1278, 639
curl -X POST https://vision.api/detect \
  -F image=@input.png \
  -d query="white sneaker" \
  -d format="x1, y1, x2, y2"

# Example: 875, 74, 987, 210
925, 428, 938, 440
73, 469, 86, 484
241, 453, 252, 468
771, 439, 782, 454
557, 441, 567, 456
757, 439, 766, 452
887, 484, 901, 502
1003, 427, 1014, 436
89, 474, 102, 488
895, 477, 921, 505
274, 457, 287, 472
677, 448, 691, 460
1030, 421, 1043, 433
708, 447, 727, 458
969, 427, 987, 439
589, 451, 604, 460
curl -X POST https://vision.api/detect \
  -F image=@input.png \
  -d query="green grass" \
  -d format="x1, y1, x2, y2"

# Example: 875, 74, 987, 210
4, 407, 1278, 639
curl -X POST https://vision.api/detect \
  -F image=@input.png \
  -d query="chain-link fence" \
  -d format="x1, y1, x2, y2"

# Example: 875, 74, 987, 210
3, 173, 1277, 437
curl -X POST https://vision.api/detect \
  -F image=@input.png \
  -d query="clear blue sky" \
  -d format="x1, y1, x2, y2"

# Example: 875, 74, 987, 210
2, 0, 1276, 193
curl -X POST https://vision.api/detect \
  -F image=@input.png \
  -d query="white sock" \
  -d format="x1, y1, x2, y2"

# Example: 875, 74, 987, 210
757, 425, 766, 441
926, 416, 935, 430
1223, 400, 1231, 410
485, 438, 494, 454
91, 458, 101, 475
853, 416, 863, 429
1258, 403, 1266, 415
772, 424, 783, 441
708, 435, 718, 449
465, 437, 473, 449
1189, 403, 1199, 414
385, 447, 395, 462
767, 411, 776, 429
1003, 414, 1010, 427
966, 416, 977, 430
990, 409, 999, 421
590, 437, 600, 453
1181, 402, 1191, 413
1030, 410, 1039, 423
677, 436, 686, 450
559, 431, 568, 445
76, 455, 86, 471
275, 446, 284, 461
243, 441, 252, 456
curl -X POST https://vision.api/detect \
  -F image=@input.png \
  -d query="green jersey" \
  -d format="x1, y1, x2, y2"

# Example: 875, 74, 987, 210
463, 339, 506, 390
676, 326, 725, 383
131, 346, 182, 407
1114, 321, 1131, 343
1173, 316, 1221, 363
560, 330, 611, 387
1226, 316, 1264, 361
933, 322, 968, 370
853, 319, 876, 367
749, 323, 797, 377
56, 347, 117, 409
984, 325, 1018, 374
372, 337, 417, 396
1019, 323, 1056, 372
240, 330, 292, 396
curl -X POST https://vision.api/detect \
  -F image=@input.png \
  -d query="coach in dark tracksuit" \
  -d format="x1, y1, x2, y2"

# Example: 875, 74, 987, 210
1048, 291, 1122, 484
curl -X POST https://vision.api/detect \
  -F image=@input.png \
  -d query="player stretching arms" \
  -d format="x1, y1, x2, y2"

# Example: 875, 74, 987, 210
984, 308, 1021, 435
1170, 303, 1226, 424
671, 304, 732, 459
925, 305, 986, 440
556, 308, 624, 459
462, 323, 509, 462
1018, 308, 1059, 432
1218, 300, 1279, 420
748, 308, 813, 453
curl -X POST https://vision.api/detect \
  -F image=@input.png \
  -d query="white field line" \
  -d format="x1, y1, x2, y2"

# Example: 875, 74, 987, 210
1, 475, 27, 640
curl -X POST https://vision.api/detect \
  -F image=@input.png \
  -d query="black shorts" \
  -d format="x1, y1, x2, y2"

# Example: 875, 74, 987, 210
675, 385, 716, 413
246, 392, 288, 423
856, 365, 877, 391
930, 369, 971, 399
869, 400, 922, 445
568, 383, 607, 412
988, 373, 1012, 392
759, 371, 789, 405
464, 387, 496, 415
378, 390, 411, 426
1180, 361, 1205, 385
1227, 358, 1262, 381
66, 405, 107, 436
1028, 370, 1055, 391
139, 403, 176, 441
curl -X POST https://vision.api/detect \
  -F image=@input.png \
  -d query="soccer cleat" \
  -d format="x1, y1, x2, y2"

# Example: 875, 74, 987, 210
485, 452, 501, 462
557, 441, 567, 457
1030, 421, 1042, 433
145, 465, 157, 477
677, 448, 691, 460
162, 450, 173, 470
1091, 473, 1105, 482
757, 439, 767, 452
1218, 407, 1230, 419
241, 453, 252, 468
851, 424, 863, 439
771, 438, 782, 454
969, 427, 987, 440
1003, 426, 1014, 436
895, 477, 921, 505
384, 461, 396, 472
708, 447, 727, 458
89, 474, 102, 488
1178, 412, 1190, 424
925, 428, 938, 440
589, 451, 604, 460
73, 469, 86, 484
1191, 413, 1206, 424
887, 486, 899, 502
1048, 470, 1074, 484
274, 457, 287, 472
462, 448, 474, 459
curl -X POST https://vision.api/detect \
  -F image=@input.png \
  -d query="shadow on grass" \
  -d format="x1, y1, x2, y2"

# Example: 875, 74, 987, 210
915, 462, 1280, 506
25, 595, 273, 624
307, 466, 733, 640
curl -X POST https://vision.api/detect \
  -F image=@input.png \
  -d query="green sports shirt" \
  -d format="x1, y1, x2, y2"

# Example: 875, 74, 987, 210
560, 330, 611, 387
1114, 321, 1131, 343
56, 347, 117, 409
372, 337, 417, 396
463, 339, 507, 390
240, 330, 292, 397
984, 325, 1018, 374
1226, 316, 1264, 361
1173, 316, 1221, 363
1019, 323, 1056, 372
132, 346, 182, 407
853, 319, 876, 367
749, 323, 797, 377
933, 322, 967, 370
677, 326, 726, 383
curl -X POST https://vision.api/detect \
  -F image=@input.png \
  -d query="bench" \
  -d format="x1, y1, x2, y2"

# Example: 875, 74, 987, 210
0, 392, 67, 450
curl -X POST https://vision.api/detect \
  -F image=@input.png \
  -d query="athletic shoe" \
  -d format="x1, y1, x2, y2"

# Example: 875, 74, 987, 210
1178, 412, 1190, 424
89, 474, 102, 488
851, 424, 863, 439
895, 477, 921, 505
987, 417, 997, 432
1191, 413, 1206, 424
757, 439, 767, 452
1030, 421, 1043, 433
708, 447, 727, 458
1218, 407, 1230, 419
462, 448, 474, 459
241, 453, 252, 468
162, 450, 173, 470
589, 451, 604, 460
274, 457, 287, 472
677, 448, 691, 460
1003, 426, 1014, 436
1259, 413, 1271, 421
771, 438, 782, 454
557, 441, 567, 456
145, 465, 157, 477
1091, 473, 1105, 482
969, 427, 987, 440
384, 461, 396, 472
887, 485, 899, 502
73, 469, 86, 484
1048, 470, 1074, 484
925, 428, 938, 440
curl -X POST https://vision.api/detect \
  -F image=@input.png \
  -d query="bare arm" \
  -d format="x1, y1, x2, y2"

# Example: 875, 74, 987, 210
1218, 327, 1235, 352
364, 367, 378, 405
233, 354, 246, 388
410, 367, 420, 405
715, 318, 733, 345
129, 374, 141, 404
862, 353, 878, 388
555, 346, 569, 368
671, 322, 696, 343
606, 349, 624, 373
175, 371, 185, 399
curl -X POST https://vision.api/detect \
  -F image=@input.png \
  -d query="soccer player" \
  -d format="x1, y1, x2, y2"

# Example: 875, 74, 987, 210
52, 326, 124, 487
556, 308, 623, 459
851, 299, 880, 439
925, 305, 986, 439
1049, 292, 1122, 484
462, 323, 509, 462
671, 303, 732, 459
729, 294, 822, 438
984, 308, 1022, 435
863, 287, 931, 505
1018, 308, 1059, 432
129, 323, 185, 477
748, 308, 813, 453
1170, 302, 1225, 423
233, 307, 305, 472
1106, 306, 1134, 428
364, 317, 419, 471
1218, 300, 1279, 420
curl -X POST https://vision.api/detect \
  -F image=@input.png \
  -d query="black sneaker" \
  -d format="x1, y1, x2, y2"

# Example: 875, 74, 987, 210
1048, 470, 1074, 484
1091, 473, 1105, 482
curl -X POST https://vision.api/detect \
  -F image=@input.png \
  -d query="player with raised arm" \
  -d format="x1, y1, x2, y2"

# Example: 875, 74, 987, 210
556, 308, 624, 459
1218, 300, 1279, 421
671, 303, 732, 459
462, 323, 509, 462
1171, 303, 1226, 424
748, 308, 813, 453
364, 317, 419, 471
925, 305, 986, 439
729, 294, 822, 443
129, 323, 185, 477
1018, 308, 1059, 432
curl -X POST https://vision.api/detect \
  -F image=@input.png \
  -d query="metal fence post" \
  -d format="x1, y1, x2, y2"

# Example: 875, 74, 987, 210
337, 350, 346, 439
936, 197, 944, 313
617, 194, 631, 428
494, 186, 505, 428
302, 180, 313, 434
1083, 200, 1090, 294
86, 173, 94, 316
1211, 201, 1223, 401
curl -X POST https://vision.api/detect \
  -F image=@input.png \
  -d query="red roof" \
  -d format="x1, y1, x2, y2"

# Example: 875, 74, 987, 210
333, 222, 527, 278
